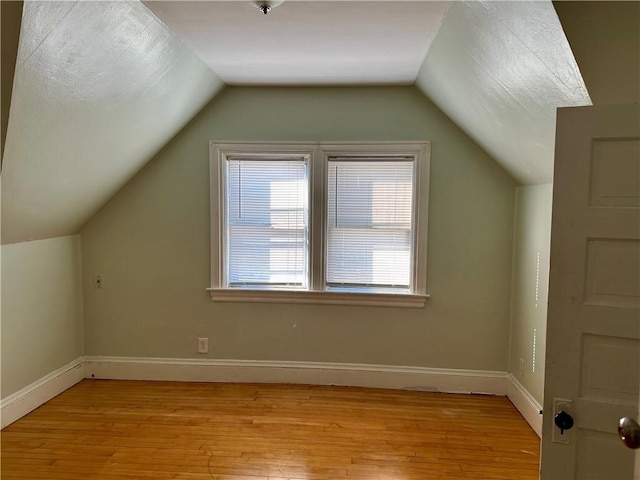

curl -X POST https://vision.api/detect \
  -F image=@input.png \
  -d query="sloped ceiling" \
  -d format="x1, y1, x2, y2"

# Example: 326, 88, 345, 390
147, 0, 590, 185
415, 1, 591, 184
2, 0, 593, 244
554, 0, 640, 106
1, 1, 23, 163
1, 0, 224, 244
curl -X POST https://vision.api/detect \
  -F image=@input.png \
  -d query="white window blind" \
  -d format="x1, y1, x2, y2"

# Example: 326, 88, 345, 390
225, 157, 308, 289
326, 158, 414, 293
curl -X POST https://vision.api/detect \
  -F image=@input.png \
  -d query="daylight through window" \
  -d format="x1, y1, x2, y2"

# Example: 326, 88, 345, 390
209, 142, 430, 307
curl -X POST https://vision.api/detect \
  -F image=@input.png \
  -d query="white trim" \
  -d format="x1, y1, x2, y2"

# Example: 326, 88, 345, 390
209, 141, 431, 302
0, 357, 515, 428
507, 374, 543, 437
1, 357, 84, 429
210, 142, 319, 291
207, 288, 429, 308
320, 142, 430, 296
84, 356, 507, 395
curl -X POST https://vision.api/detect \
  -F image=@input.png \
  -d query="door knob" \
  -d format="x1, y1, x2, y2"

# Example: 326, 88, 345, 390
554, 410, 574, 434
618, 417, 640, 449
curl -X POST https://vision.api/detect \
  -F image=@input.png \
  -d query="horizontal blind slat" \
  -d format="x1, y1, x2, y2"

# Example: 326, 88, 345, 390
226, 159, 308, 288
326, 160, 414, 290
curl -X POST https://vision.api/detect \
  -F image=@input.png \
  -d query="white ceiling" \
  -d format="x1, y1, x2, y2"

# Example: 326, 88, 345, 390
1, 0, 593, 244
145, 0, 591, 183
416, 1, 591, 184
1, 0, 224, 244
143, 1, 450, 85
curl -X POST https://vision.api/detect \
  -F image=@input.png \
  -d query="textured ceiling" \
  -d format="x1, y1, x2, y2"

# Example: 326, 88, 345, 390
144, 1, 450, 85
147, 0, 590, 184
1, 0, 224, 244
415, 1, 591, 184
2, 0, 594, 244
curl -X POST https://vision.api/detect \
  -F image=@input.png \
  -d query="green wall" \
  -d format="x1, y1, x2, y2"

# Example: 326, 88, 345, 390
509, 184, 553, 404
554, 1, 640, 106
1, 235, 84, 398
81, 86, 516, 371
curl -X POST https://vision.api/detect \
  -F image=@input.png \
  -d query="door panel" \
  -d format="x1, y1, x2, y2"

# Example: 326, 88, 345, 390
585, 238, 639, 309
589, 139, 639, 208
580, 334, 639, 403
541, 104, 640, 480
576, 430, 635, 480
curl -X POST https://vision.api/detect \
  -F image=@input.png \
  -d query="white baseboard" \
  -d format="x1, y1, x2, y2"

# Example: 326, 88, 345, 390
507, 374, 543, 437
84, 356, 508, 395
0, 357, 513, 429
1, 357, 85, 429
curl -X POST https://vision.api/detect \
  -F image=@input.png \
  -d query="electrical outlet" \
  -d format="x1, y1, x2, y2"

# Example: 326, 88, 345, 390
198, 337, 208, 354
94, 274, 103, 288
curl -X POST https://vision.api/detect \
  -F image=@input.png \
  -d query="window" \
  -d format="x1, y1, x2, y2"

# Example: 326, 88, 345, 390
209, 142, 430, 307
226, 156, 309, 289
326, 158, 414, 293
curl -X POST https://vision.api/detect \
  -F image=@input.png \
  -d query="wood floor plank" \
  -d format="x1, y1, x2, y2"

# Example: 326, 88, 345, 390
1, 380, 540, 480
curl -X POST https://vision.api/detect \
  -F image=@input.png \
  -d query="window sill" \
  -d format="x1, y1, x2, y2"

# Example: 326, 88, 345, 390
206, 288, 429, 308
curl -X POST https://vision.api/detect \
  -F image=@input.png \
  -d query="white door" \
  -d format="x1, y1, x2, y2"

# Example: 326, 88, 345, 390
541, 104, 640, 480
637, 396, 640, 476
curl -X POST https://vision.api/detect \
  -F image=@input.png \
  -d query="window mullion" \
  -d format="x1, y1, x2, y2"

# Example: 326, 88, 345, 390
309, 146, 325, 292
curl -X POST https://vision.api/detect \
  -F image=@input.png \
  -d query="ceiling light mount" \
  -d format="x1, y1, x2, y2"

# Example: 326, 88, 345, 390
253, 1, 284, 15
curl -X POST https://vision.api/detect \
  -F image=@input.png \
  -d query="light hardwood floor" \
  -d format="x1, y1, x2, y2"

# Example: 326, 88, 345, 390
1, 380, 540, 480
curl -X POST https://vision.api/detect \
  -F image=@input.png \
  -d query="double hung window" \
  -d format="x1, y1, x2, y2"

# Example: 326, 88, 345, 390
209, 142, 429, 307
225, 155, 309, 290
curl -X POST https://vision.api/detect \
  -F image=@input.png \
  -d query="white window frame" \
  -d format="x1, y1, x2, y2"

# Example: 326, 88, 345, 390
208, 142, 430, 308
